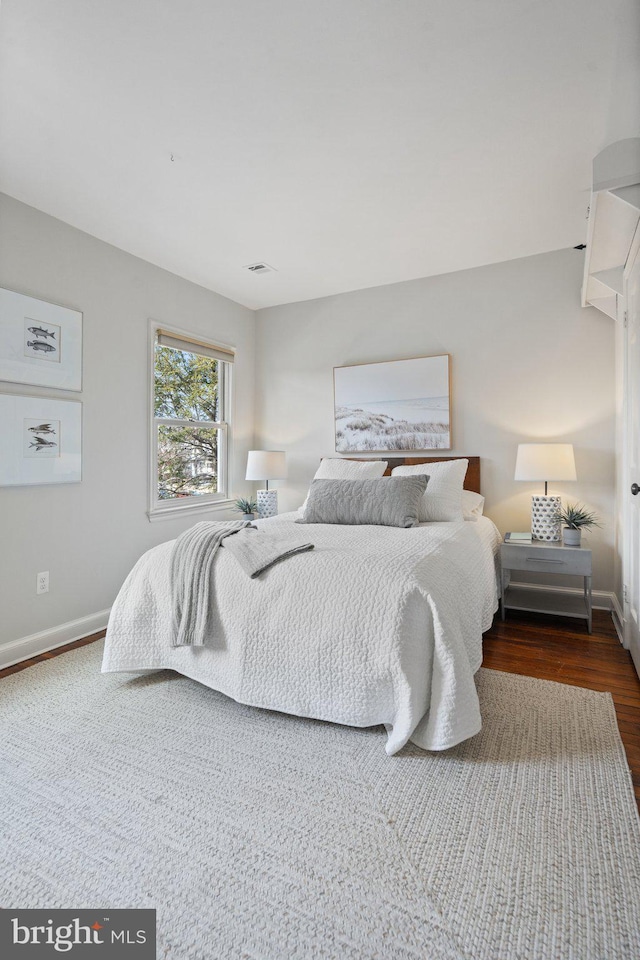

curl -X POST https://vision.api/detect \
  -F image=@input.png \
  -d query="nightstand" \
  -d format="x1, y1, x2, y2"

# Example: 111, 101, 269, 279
500, 538, 593, 633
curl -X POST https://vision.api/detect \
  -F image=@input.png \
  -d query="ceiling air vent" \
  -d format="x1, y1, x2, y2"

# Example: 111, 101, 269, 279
243, 261, 276, 275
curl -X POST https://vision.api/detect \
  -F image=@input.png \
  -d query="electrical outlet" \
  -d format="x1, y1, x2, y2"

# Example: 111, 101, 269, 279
36, 571, 49, 595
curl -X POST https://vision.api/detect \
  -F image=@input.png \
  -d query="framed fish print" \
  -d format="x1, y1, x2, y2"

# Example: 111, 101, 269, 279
334, 354, 451, 452
0, 287, 82, 391
0, 393, 82, 485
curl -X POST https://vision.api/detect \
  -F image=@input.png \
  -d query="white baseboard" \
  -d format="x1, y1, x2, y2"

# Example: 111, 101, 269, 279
611, 594, 625, 645
0, 609, 110, 671
0, 585, 626, 672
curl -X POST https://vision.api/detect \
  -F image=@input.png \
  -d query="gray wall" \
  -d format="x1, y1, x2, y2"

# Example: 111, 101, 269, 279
0, 194, 256, 646
0, 197, 618, 652
255, 248, 616, 593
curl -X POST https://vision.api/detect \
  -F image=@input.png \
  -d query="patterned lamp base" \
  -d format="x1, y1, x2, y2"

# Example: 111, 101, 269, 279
531, 495, 561, 542
257, 489, 278, 519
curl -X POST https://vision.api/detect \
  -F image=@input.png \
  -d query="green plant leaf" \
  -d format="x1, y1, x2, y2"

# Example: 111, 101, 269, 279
560, 502, 601, 530
234, 497, 258, 514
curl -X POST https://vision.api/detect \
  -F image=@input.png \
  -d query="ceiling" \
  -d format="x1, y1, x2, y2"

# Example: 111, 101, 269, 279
1, 1, 638, 310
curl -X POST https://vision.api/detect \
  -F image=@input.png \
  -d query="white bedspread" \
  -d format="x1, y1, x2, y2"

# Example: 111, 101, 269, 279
102, 513, 501, 754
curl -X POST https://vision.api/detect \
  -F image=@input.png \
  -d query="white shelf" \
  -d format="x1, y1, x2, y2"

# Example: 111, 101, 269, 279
502, 585, 590, 621
582, 138, 640, 318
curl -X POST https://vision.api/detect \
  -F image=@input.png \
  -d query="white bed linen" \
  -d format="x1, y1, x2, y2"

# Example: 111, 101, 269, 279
102, 513, 501, 754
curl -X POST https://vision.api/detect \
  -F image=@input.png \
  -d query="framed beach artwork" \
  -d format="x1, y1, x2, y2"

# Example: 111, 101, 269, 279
334, 354, 451, 453
0, 287, 83, 391
0, 393, 82, 485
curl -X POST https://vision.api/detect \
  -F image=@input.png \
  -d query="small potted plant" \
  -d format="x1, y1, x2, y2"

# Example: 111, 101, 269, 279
234, 497, 258, 521
560, 503, 600, 546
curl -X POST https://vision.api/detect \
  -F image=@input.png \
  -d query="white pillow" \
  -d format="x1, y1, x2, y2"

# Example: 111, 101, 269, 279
462, 489, 485, 521
391, 459, 468, 522
301, 458, 388, 511
314, 458, 387, 481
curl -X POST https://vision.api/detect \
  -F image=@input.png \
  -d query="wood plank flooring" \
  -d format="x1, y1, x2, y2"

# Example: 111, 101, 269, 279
2, 612, 639, 811
0, 631, 106, 678
483, 609, 640, 812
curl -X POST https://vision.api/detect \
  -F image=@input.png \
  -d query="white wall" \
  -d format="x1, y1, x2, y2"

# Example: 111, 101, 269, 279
255, 248, 616, 593
0, 203, 618, 652
0, 194, 256, 649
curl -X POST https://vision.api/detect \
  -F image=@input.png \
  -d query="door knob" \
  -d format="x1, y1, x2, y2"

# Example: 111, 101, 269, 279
632, 483, 640, 496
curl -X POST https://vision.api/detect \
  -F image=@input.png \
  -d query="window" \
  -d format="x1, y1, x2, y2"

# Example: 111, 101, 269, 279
150, 325, 234, 518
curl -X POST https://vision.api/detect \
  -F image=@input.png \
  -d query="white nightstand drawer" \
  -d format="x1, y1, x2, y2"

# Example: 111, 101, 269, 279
501, 543, 592, 576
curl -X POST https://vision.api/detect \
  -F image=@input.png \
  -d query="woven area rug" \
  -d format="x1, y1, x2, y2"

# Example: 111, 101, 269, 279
0, 643, 639, 960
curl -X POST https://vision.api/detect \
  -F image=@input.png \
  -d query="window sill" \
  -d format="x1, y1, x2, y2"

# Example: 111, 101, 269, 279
147, 498, 236, 523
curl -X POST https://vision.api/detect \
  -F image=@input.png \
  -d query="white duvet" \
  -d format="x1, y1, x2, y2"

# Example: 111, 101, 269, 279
102, 513, 501, 754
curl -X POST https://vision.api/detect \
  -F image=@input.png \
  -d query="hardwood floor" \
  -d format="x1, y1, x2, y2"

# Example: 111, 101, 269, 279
2, 612, 639, 811
0, 631, 106, 678
483, 608, 640, 812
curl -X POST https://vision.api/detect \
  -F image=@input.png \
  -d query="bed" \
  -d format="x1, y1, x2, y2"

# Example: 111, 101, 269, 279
102, 456, 501, 754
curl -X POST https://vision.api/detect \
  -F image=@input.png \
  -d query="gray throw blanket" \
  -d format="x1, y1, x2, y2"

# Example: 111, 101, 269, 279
171, 520, 246, 647
171, 520, 315, 647
222, 525, 314, 578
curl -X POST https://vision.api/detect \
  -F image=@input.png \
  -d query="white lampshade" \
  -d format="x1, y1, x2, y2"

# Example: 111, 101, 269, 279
514, 444, 577, 483
245, 450, 287, 482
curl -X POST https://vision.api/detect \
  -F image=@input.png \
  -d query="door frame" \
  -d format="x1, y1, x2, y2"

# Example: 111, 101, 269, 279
622, 223, 640, 676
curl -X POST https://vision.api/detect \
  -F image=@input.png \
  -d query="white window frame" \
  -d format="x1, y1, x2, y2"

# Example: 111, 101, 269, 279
148, 320, 235, 521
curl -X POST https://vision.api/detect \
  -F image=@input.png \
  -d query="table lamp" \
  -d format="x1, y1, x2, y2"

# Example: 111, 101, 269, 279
514, 443, 576, 541
246, 450, 287, 518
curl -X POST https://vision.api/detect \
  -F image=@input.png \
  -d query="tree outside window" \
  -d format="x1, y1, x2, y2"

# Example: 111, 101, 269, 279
151, 331, 232, 512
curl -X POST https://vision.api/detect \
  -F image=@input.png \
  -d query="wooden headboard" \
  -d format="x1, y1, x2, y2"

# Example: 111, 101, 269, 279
345, 456, 481, 494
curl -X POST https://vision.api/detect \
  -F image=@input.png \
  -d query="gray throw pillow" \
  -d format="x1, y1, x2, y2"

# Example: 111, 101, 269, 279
298, 475, 429, 528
